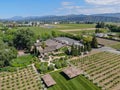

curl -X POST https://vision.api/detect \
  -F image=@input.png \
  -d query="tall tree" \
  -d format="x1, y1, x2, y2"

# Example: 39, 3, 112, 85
101, 22, 105, 28
96, 22, 105, 28
91, 36, 98, 48
71, 44, 75, 55
95, 28, 100, 33
87, 43, 92, 52
13, 29, 36, 50
0, 40, 17, 67
51, 31, 58, 37
78, 45, 81, 55
84, 45, 87, 52
74, 45, 78, 56
96, 22, 100, 28
81, 46, 84, 52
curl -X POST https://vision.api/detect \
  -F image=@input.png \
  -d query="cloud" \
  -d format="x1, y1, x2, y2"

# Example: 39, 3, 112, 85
61, 1, 77, 9
85, 0, 120, 5
76, 7, 118, 14
55, 1, 120, 15
57, 2, 81, 14
59, 2, 80, 10
61, 2, 73, 6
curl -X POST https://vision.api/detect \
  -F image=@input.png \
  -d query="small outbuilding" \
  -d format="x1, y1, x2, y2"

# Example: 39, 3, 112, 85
42, 74, 56, 87
62, 66, 82, 79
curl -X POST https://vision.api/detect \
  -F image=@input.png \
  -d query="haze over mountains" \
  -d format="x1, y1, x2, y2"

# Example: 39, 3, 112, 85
94, 13, 120, 18
2, 13, 120, 22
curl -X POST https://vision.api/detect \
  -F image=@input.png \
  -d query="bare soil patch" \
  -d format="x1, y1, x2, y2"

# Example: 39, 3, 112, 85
60, 28, 96, 32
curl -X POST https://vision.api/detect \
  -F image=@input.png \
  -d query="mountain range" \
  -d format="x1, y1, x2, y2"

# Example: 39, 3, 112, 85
2, 13, 120, 22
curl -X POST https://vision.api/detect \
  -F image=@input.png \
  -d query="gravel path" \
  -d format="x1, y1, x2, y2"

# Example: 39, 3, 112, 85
99, 47, 120, 54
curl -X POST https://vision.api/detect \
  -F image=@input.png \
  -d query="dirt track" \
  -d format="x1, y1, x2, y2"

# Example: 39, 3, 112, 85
60, 28, 96, 32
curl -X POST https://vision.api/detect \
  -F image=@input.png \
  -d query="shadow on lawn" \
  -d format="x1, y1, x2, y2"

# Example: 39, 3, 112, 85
60, 72, 70, 80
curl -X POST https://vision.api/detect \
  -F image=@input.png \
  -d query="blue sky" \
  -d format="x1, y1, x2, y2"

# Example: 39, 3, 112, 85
0, 0, 120, 18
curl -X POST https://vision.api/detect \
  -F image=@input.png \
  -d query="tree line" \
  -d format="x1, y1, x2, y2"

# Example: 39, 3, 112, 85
95, 22, 120, 32
106, 24, 120, 32
0, 40, 17, 68
66, 36, 98, 56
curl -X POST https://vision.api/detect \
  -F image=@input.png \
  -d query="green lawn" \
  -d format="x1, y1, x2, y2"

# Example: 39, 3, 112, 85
65, 28, 108, 35
0, 55, 34, 72
110, 43, 120, 50
48, 71, 100, 90
17, 24, 95, 34
17, 26, 53, 36
68, 30, 95, 35
54, 24, 95, 30
10, 55, 33, 67
10, 24, 96, 39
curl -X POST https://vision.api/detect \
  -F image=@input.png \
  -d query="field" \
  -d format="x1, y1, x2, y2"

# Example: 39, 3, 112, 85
17, 27, 53, 36
16, 24, 96, 36
71, 52, 120, 90
55, 24, 96, 35
97, 37, 120, 46
54, 24, 109, 34
16, 24, 109, 37
10, 55, 34, 67
110, 43, 120, 50
0, 65, 41, 90
60, 29, 108, 35
63, 30, 95, 35
53, 24, 95, 30
48, 70, 100, 90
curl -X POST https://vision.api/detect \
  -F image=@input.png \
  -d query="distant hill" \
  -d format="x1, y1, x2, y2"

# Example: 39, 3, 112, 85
3, 13, 120, 22
9, 16, 24, 21
93, 13, 120, 18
